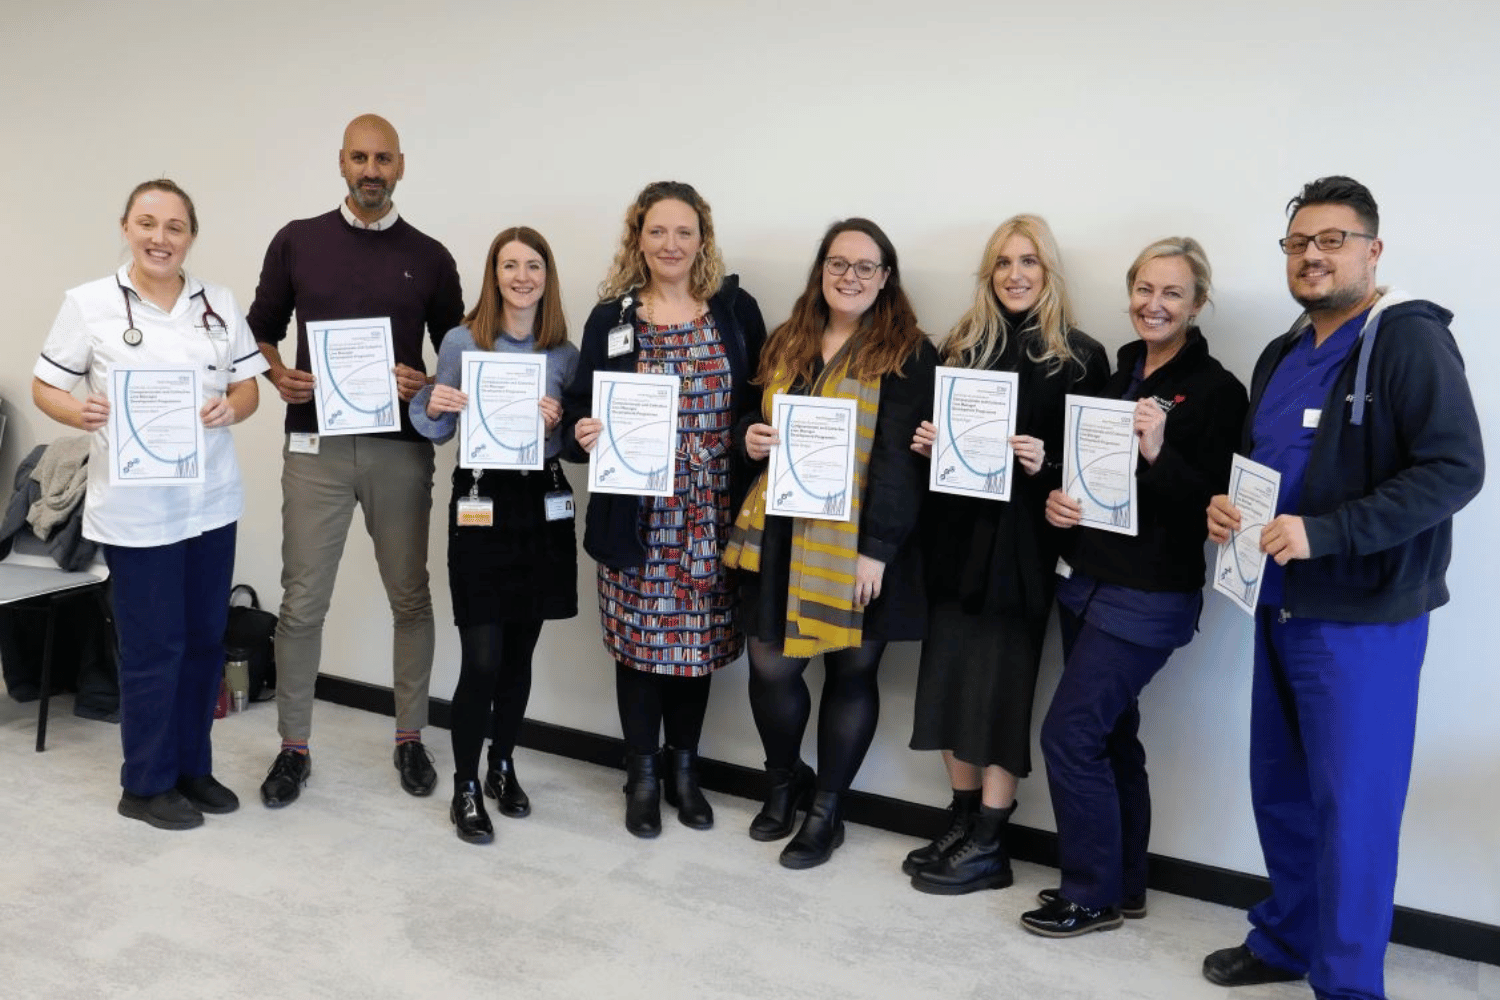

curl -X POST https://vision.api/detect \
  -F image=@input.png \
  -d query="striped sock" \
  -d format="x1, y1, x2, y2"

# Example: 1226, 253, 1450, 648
395, 729, 421, 746
280, 740, 309, 755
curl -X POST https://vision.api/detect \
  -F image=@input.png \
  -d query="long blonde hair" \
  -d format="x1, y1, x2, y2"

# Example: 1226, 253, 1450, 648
597, 181, 726, 302
940, 214, 1079, 373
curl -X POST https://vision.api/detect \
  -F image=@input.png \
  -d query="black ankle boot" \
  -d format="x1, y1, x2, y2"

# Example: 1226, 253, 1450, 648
622, 751, 661, 839
661, 747, 713, 830
779, 790, 844, 869
902, 789, 980, 875
483, 757, 531, 818
910, 801, 1016, 894
749, 760, 816, 842
450, 777, 493, 845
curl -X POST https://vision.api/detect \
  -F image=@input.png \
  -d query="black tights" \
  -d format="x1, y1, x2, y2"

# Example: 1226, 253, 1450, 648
449, 619, 543, 783
615, 662, 712, 754
747, 638, 887, 793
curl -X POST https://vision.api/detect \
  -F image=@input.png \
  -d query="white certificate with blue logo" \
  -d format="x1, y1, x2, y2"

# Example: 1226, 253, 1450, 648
107, 365, 205, 486
1063, 394, 1139, 536
588, 371, 679, 496
930, 366, 1019, 502
459, 352, 545, 470
307, 317, 400, 436
766, 393, 857, 522
1213, 454, 1281, 617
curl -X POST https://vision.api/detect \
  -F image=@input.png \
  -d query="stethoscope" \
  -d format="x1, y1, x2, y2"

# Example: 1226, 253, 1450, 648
117, 277, 227, 347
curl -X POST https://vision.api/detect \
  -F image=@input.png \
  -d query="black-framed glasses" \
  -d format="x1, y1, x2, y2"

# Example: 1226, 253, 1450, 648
1278, 229, 1376, 255
824, 257, 885, 280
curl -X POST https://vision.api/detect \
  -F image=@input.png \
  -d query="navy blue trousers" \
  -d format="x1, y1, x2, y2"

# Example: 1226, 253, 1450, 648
1041, 606, 1175, 910
104, 523, 236, 797
1244, 608, 1427, 1000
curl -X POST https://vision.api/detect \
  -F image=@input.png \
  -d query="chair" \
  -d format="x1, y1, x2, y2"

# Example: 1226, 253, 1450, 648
0, 529, 111, 751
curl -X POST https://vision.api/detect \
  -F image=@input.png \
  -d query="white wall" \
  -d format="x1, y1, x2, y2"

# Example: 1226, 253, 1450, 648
3, 1, 1495, 925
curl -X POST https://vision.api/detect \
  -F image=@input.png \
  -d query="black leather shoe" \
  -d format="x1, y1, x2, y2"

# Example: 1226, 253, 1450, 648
1202, 945, 1303, 986
1038, 887, 1147, 918
118, 789, 204, 830
176, 774, 240, 814
395, 740, 437, 796
1020, 896, 1124, 937
661, 747, 713, 830
910, 803, 1015, 895
451, 778, 494, 845
483, 758, 531, 818
749, 760, 816, 841
622, 751, 661, 839
902, 790, 979, 875
780, 791, 844, 869
260, 749, 311, 808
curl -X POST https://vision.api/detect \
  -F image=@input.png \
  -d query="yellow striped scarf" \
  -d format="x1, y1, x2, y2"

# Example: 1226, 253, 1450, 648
725, 341, 881, 657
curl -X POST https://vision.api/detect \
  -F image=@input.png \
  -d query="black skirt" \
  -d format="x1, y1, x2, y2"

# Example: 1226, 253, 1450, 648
446, 458, 578, 627
908, 600, 1050, 776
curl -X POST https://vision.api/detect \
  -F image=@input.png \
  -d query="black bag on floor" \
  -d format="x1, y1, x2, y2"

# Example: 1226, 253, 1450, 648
224, 584, 277, 702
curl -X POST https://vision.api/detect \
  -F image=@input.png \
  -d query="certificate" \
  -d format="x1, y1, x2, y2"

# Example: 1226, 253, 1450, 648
1213, 454, 1282, 617
588, 371, 679, 496
766, 394, 857, 521
307, 317, 400, 436
459, 352, 545, 470
1062, 395, 1138, 536
108, 365, 205, 486
930, 366, 1019, 501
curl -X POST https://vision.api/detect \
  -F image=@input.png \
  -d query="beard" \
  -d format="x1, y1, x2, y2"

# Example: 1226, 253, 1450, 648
1292, 274, 1372, 314
348, 179, 392, 212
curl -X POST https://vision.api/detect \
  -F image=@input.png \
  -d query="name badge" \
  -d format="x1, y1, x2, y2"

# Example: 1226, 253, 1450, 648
606, 324, 634, 358
545, 491, 575, 521
1302, 408, 1321, 429
456, 497, 494, 527
1055, 557, 1073, 580
289, 432, 320, 455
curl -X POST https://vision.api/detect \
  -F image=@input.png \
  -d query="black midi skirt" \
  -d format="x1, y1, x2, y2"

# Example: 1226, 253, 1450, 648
446, 458, 578, 627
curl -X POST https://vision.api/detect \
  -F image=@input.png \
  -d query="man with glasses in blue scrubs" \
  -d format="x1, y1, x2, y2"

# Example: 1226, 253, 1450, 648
1202, 176, 1484, 1000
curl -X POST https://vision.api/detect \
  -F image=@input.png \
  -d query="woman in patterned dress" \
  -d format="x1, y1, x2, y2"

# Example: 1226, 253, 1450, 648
564, 181, 765, 838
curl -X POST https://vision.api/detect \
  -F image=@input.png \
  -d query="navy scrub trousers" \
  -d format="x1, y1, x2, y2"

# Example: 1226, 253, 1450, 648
104, 523, 236, 796
1244, 606, 1428, 1000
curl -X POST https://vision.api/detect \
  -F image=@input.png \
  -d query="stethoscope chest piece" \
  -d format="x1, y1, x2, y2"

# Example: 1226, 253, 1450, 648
123, 327, 143, 346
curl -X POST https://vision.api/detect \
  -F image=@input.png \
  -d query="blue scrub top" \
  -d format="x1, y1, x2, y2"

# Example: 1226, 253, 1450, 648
1249, 310, 1367, 607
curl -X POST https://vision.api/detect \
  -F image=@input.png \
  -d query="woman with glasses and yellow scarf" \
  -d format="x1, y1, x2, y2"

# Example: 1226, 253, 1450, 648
727, 217, 936, 869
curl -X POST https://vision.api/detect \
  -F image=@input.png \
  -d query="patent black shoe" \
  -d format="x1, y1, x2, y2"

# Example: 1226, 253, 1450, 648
622, 751, 661, 839
395, 740, 437, 797
749, 760, 815, 842
451, 778, 494, 845
1038, 887, 1147, 918
483, 757, 531, 818
1020, 896, 1124, 937
662, 747, 713, 830
902, 790, 979, 876
1202, 945, 1304, 986
118, 789, 204, 830
780, 791, 844, 869
176, 774, 240, 814
260, 749, 311, 808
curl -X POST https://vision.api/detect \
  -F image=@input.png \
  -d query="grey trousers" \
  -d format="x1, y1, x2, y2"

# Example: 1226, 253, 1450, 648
274, 435, 436, 742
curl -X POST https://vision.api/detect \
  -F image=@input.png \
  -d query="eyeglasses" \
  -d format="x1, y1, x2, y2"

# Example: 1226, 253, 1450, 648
1278, 229, 1376, 255
824, 257, 886, 280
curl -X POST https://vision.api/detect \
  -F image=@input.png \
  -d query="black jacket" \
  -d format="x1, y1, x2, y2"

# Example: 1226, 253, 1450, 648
1068, 329, 1247, 592
561, 277, 766, 569
1248, 294, 1483, 622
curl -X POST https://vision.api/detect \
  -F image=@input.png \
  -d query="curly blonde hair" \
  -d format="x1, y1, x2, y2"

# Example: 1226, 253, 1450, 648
597, 181, 726, 303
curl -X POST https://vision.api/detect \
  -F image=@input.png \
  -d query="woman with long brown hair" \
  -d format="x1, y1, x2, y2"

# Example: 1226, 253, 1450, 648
411, 226, 579, 844
727, 217, 936, 869
564, 181, 765, 838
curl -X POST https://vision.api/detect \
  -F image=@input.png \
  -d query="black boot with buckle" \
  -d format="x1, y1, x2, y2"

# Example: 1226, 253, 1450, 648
483, 756, 531, 818
450, 776, 494, 845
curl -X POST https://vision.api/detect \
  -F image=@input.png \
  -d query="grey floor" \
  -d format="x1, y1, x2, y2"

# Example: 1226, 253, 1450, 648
3, 696, 1494, 1000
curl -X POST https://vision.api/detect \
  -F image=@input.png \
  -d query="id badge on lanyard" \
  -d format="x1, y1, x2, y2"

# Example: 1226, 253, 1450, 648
456, 471, 494, 527
544, 461, 573, 521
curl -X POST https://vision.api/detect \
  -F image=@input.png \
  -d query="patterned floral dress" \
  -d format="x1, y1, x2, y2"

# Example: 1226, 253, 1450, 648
597, 314, 742, 676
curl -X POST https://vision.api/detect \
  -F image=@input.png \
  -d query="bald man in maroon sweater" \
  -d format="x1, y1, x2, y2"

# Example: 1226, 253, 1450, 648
247, 114, 463, 808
